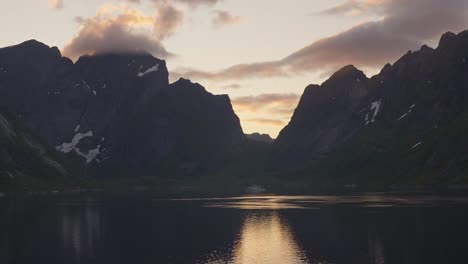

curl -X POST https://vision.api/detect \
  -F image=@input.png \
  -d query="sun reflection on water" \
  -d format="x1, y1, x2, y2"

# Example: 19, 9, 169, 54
201, 211, 309, 264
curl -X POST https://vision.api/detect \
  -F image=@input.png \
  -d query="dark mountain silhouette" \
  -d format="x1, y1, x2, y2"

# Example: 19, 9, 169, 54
0, 40, 244, 179
0, 110, 71, 191
2, 30, 468, 192
246, 133, 274, 143
274, 65, 369, 167
273, 30, 468, 189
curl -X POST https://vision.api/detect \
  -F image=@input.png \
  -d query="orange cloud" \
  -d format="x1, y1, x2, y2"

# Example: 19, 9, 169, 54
245, 118, 285, 126
62, 3, 183, 60
212, 10, 241, 29
48, 0, 63, 10
232, 93, 300, 113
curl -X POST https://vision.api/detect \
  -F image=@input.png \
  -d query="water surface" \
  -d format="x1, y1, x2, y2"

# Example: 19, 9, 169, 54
1, 194, 468, 264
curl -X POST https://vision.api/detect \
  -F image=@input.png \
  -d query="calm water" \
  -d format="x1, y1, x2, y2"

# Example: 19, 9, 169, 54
1, 194, 468, 264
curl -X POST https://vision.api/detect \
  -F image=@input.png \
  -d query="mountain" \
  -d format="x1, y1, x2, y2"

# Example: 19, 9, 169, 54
273, 65, 368, 168
0, 110, 72, 192
0, 40, 244, 179
273, 30, 468, 190
246, 133, 274, 143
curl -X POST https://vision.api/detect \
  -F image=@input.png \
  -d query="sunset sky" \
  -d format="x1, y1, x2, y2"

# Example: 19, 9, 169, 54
1, 0, 468, 137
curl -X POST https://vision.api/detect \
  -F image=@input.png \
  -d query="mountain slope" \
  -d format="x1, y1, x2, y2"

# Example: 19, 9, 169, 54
0, 40, 245, 178
0, 110, 71, 191
273, 65, 369, 168
273, 30, 468, 189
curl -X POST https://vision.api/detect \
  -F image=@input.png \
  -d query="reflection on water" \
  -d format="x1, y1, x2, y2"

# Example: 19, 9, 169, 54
368, 227, 386, 264
59, 202, 101, 263
2, 195, 468, 264
204, 197, 312, 210
201, 212, 309, 264
176, 194, 468, 209
233, 212, 309, 264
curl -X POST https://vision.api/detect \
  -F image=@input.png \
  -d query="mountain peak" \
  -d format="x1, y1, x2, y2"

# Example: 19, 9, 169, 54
1, 39, 62, 59
326, 65, 366, 84
438, 31, 457, 48
18, 39, 49, 49
75, 52, 163, 65
419, 44, 434, 53
174, 77, 193, 84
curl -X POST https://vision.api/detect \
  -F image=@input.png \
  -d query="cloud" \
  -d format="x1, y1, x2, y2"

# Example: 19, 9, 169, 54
232, 93, 300, 112
123, 0, 221, 8
220, 83, 241, 90
177, 61, 287, 81
62, 4, 176, 60
48, 0, 63, 10
173, 0, 220, 8
245, 118, 285, 126
154, 1, 184, 40
177, 0, 468, 81
319, 0, 384, 16
212, 10, 241, 28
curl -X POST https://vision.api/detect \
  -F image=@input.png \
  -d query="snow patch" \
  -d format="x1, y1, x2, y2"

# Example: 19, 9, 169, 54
102, 84, 107, 89
74, 125, 81, 132
56, 131, 93, 153
6, 172, 14, 179
78, 145, 101, 164
82, 80, 91, 89
0, 114, 16, 138
398, 104, 416, 120
92, 90, 97, 95
412, 142, 422, 149
56, 131, 101, 163
138, 64, 159, 77
365, 99, 382, 125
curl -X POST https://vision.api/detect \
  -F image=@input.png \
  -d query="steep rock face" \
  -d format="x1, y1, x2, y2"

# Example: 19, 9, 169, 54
0, 40, 244, 177
274, 30, 468, 187
343, 30, 468, 184
274, 65, 369, 167
0, 110, 69, 190
106, 78, 245, 175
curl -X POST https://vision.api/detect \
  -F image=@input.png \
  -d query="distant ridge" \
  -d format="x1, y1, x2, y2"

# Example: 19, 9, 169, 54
246, 133, 274, 143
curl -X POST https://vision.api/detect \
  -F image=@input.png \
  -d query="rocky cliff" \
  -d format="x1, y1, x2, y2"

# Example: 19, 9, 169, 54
0, 40, 244, 178
273, 30, 468, 188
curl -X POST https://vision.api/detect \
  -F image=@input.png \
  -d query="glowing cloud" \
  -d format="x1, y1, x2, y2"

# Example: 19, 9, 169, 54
48, 0, 63, 10
212, 10, 241, 29
62, 4, 178, 60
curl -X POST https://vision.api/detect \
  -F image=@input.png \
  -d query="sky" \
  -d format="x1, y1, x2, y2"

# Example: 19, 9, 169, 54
1, 0, 468, 137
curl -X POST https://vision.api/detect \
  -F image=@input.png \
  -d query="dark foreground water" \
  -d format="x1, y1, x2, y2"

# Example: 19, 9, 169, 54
1, 194, 468, 264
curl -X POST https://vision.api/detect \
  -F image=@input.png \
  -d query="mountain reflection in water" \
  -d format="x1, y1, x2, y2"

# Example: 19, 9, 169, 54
59, 202, 101, 263
1, 194, 468, 264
